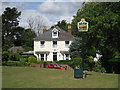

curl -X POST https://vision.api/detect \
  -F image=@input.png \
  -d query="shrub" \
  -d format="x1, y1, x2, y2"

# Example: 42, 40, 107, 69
70, 57, 83, 68
17, 61, 26, 66
6, 60, 17, 66
37, 61, 52, 64
37, 61, 44, 64
2, 51, 9, 61
2, 61, 7, 66
9, 53, 21, 61
21, 55, 29, 58
56, 60, 69, 64
28, 56, 37, 63
6, 60, 26, 66
20, 58, 28, 62
20, 58, 28, 66
93, 61, 106, 73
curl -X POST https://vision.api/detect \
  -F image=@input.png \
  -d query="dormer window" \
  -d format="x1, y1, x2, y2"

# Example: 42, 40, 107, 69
53, 31, 57, 36
52, 28, 59, 38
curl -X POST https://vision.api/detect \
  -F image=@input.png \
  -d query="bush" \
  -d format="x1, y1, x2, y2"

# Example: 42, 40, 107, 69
2, 51, 9, 61
20, 58, 28, 62
6, 60, 17, 66
9, 53, 21, 61
37, 61, 52, 64
37, 61, 44, 64
20, 58, 28, 66
28, 56, 37, 63
21, 55, 29, 58
56, 60, 69, 64
6, 60, 26, 66
2, 61, 8, 66
93, 61, 106, 73
70, 57, 83, 68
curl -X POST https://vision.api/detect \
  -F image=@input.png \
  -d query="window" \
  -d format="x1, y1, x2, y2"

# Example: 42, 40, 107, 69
52, 29, 58, 38
41, 54, 44, 61
40, 41, 45, 48
53, 52, 57, 61
53, 31, 57, 36
65, 41, 69, 48
65, 54, 69, 60
53, 41, 57, 48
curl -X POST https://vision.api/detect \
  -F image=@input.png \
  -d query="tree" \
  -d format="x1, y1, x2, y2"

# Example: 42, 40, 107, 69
27, 16, 47, 35
2, 7, 21, 51
51, 20, 68, 31
19, 29, 36, 51
69, 38, 82, 58
71, 2, 120, 73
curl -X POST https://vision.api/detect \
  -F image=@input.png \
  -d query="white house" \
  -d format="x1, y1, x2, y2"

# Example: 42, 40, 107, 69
34, 25, 75, 61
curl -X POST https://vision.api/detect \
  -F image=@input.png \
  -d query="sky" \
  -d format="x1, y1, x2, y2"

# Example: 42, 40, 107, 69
1, 1, 84, 29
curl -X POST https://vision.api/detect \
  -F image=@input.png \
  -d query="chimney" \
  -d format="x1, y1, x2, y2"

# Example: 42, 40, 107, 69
68, 25, 72, 35
43, 26, 47, 33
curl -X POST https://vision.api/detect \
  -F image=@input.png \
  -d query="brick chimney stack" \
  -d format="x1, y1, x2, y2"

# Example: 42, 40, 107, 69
43, 26, 47, 33
68, 25, 72, 35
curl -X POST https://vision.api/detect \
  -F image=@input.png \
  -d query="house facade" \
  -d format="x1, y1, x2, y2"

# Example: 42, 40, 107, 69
34, 26, 75, 61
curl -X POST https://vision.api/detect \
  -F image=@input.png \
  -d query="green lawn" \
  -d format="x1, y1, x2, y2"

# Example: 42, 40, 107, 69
2, 66, 118, 88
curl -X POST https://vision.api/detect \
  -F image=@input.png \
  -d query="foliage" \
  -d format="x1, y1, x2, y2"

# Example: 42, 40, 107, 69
51, 20, 68, 31
37, 61, 52, 64
2, 51, 9, 61
20, 58, 28, 66
28, 56, 37, 63
20, 58, 28, 62
93, 61, 106, 73
2, 7, 36, 51
6, 60, 25, 66
6, 60, 17, 66
70, 2, 120, 73
2, 7, 21, 51
69, 58, 83, 68
20, 29, 36, 51
9, 52, 21, 61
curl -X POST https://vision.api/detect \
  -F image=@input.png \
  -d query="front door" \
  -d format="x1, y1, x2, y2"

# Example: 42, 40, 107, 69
53, 52, 57, 61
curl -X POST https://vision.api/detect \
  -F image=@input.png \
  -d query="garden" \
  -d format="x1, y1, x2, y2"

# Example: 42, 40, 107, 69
2, 51, 107, 73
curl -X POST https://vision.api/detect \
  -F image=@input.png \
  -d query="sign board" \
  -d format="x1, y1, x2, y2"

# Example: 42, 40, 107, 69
77, 19, 88, 32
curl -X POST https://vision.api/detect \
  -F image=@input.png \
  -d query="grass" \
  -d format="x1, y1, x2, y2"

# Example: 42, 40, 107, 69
2, 66, 118, 88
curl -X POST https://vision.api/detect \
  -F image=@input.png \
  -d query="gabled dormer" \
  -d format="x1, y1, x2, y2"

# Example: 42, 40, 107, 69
52, 28, 59, 38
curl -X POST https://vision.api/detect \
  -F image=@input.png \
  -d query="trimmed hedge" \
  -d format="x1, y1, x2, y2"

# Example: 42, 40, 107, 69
37, 61, 52, 64
6, 60, 26, 66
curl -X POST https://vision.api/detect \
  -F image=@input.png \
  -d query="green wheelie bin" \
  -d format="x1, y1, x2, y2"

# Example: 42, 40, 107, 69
74, 67, 83, 78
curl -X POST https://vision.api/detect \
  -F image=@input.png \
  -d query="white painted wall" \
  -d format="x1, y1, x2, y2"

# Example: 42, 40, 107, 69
34, 40, 73, 61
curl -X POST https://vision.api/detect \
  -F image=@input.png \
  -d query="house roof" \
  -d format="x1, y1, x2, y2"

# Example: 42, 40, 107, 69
8, 46, 24, 53
34, 26, 75, 41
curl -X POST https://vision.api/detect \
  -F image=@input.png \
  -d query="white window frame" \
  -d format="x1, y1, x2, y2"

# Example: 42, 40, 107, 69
65, 54, 69, 60
40, 41, 45, 48
40, 54, 44, 61
52, 28, 59, 38
53, 41, 57, 48
65, 41, 70, 48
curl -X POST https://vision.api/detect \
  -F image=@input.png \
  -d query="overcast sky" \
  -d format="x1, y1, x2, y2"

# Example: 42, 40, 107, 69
1, 1, 83, 28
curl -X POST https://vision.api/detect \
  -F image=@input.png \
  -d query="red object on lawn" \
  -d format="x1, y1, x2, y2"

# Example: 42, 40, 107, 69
47, 63, 65, 70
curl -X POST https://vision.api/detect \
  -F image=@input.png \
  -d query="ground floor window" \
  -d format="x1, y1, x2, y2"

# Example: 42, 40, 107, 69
65, 54, 69, 60
41, 54, 44, 61
53, 52, 57, 61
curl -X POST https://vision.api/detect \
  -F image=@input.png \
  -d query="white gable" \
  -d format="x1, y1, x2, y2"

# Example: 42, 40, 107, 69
52, 28, 59, 38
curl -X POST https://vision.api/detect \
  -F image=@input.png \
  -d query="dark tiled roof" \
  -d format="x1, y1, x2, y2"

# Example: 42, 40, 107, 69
34, 26, 75, 41
8, 46, 24, 53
